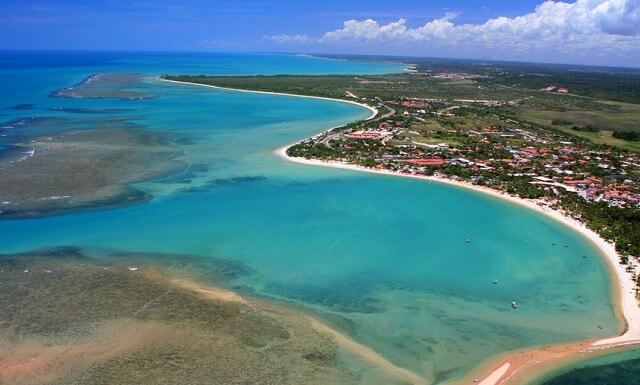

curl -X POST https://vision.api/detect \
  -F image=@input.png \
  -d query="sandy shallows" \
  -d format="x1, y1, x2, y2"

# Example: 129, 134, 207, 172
0, 249, 416, 385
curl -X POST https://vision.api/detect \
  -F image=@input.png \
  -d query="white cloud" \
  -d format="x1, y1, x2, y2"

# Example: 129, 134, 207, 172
322, 18, 409, 41
263, 34, 310, 43
317, 0, 640, 52
594, 0, 640, 35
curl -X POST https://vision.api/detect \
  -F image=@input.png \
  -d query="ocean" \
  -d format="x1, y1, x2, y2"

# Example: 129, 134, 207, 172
0, 51, 621, 384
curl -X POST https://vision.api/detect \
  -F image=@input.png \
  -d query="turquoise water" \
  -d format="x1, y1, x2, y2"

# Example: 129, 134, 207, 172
0, 51, 620, 384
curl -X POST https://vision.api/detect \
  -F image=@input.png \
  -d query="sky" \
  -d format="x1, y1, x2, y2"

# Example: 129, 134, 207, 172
2, 0, 639, 67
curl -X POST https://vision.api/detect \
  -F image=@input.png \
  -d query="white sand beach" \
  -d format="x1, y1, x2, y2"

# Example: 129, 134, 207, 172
161, 76, 640, 385
276, 147, 640, 385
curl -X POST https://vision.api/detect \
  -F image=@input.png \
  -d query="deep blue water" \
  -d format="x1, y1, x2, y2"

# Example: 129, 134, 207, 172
532, 348, 640, 385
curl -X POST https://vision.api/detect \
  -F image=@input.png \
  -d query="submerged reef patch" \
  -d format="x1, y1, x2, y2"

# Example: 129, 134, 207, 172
0, 126, 187, 219
48, 107, 135, 114
53, 73, 154, 100
179, 175, 268, 193
0, 248, 360, 385
8, 104, 36, 111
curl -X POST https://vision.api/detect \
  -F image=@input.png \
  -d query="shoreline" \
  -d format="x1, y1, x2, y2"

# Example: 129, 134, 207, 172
161, 76, 640, 385
157, 77, 379, 119
274, 148, 640, 385
172, 277, 426, 385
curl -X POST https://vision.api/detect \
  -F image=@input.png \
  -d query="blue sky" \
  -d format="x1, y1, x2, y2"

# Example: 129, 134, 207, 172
2, 0, 639, 66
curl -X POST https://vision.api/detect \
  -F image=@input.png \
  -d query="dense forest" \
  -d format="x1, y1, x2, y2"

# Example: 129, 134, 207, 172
559, 195, 640, 259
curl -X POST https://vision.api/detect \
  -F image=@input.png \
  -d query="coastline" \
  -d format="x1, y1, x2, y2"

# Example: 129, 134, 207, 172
274, 148, 640, 385
173, 277, 426, 385
160, 76, 640, 385
157, 77, 379, 119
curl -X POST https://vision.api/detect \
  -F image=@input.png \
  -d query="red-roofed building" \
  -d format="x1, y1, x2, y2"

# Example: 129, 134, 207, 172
402, 100, 426, 108
345, 132, 390, 140
404, 158, 447, 167
521, 147, 539, 156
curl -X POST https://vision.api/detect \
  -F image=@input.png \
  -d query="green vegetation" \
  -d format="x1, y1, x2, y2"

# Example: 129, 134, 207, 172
387, 56, 640, 104
516, 102, 640, 133
572, 125, 600, 133
552, 119, 574, 126
613, 131, 640, 141
324, 55, 640, 103
559, 195, 640, 258
161, 74, 613, 111
519, 108, 640, 151
164, 72, 640, 263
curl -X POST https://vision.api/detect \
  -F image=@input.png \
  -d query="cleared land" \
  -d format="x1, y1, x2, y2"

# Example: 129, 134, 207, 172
517, 103, 640, 151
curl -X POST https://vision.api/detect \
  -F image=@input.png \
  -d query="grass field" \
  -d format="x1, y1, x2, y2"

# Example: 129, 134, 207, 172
517, 103, 640, 151
517, 101, 640, 132
519, 115, 640, 151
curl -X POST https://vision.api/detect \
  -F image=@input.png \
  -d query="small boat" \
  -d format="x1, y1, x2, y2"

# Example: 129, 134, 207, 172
493, 280, 499, 284
465, 239, 471, 243
511, 301, 518, 309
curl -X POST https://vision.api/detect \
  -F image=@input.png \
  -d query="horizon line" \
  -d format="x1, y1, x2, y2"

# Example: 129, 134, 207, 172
1, 48, 639, 71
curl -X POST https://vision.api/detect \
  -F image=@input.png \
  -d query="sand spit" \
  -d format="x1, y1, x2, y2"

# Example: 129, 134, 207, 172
305, 316, 426, 385
170, 278, 251, 305
157, 77, 379, 119
0, 251, 425, 385
173, 278, 426, 385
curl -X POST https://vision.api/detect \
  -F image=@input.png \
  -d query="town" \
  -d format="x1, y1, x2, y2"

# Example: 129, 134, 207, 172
288, 93, 640, 259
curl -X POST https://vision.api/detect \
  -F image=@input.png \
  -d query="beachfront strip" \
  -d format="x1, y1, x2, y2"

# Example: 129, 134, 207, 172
287, 94, 640, 281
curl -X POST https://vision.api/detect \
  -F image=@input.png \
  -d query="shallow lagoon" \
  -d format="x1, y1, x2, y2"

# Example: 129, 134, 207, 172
0, 52, 620, 384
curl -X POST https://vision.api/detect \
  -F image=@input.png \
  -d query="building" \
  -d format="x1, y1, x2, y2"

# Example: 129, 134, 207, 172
344, 130, 392, 141
404, 158, 447, 167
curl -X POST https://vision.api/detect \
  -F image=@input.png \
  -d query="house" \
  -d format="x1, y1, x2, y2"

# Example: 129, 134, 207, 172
404, 158, 447, 167
557, 87, 569, 93
345, 131, 391, 140
543, 84, 557, 92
